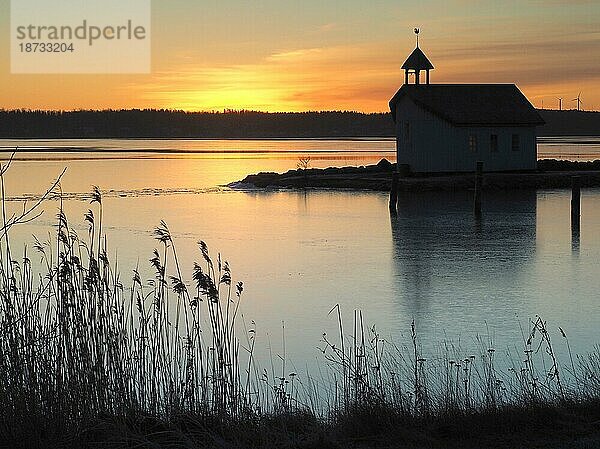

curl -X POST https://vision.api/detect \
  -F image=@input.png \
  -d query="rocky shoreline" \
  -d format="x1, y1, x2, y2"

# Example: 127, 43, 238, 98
233, 159, 600, 192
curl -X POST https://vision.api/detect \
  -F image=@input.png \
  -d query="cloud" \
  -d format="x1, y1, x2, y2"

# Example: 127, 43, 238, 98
129, 26, 600, 113
316, 22, 337, 33
131, 43, 401, 112
431, 32, 600, 86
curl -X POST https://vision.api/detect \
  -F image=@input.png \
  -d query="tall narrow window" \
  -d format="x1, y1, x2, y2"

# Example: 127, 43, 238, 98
512, 134, 520, 151
490, 134, 498, 152
469, 135, 477, 152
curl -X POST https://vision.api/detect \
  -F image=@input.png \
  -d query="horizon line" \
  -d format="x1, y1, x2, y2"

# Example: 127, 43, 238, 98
1, 108, 597, 114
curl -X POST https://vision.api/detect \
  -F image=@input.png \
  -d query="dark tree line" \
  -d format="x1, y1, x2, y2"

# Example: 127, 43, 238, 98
536, 109, 600, 137
0, 108, 597, 139
0, 109, 395, 138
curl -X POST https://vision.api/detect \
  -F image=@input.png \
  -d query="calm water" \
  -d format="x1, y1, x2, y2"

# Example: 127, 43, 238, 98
1, 137, 600, 369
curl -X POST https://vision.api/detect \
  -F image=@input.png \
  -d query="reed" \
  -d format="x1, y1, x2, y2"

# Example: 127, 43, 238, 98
0, 158, 270, 446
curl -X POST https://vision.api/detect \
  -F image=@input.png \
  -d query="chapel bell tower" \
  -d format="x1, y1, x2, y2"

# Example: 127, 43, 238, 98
402, 28, 434, 85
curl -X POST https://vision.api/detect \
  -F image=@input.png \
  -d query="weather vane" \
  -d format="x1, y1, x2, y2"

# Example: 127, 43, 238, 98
414, 27, 420, 47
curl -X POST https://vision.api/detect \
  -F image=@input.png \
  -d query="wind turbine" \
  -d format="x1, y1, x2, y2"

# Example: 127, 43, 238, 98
572, 92, 583, 111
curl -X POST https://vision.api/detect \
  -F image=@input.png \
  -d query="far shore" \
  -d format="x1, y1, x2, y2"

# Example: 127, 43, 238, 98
233, 159, 600, 192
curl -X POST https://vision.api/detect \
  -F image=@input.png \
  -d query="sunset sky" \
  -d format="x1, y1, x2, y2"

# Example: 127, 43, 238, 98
0, 0, 599, 112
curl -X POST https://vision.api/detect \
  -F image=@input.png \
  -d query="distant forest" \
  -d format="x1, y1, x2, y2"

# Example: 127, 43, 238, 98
0, 109, 598, 139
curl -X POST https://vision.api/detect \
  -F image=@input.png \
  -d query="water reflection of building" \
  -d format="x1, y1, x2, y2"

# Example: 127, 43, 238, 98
390, 190, 537, 312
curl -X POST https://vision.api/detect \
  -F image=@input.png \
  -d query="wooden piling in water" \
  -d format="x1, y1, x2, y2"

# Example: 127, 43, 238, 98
572, 219, 581, 254
389, 172, 399, 214
474, 161, 483, 216
571, 175, 581, 221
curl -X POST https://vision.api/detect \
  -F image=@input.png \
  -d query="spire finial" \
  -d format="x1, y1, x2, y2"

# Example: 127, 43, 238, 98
414, 27, 420, 47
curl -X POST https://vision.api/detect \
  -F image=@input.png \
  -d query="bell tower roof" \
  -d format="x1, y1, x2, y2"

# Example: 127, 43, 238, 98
401, 47, 434, 70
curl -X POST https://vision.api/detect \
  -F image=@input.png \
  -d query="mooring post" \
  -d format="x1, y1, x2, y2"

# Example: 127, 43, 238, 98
572, 219, 581, 254
474, 161, 483, 217
571, 175, 581, 221
571, 176, 581, 254
389, 171, 399, 214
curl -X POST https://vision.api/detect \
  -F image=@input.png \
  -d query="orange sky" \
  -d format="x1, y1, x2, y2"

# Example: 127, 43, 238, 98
1, 0, 599, 112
